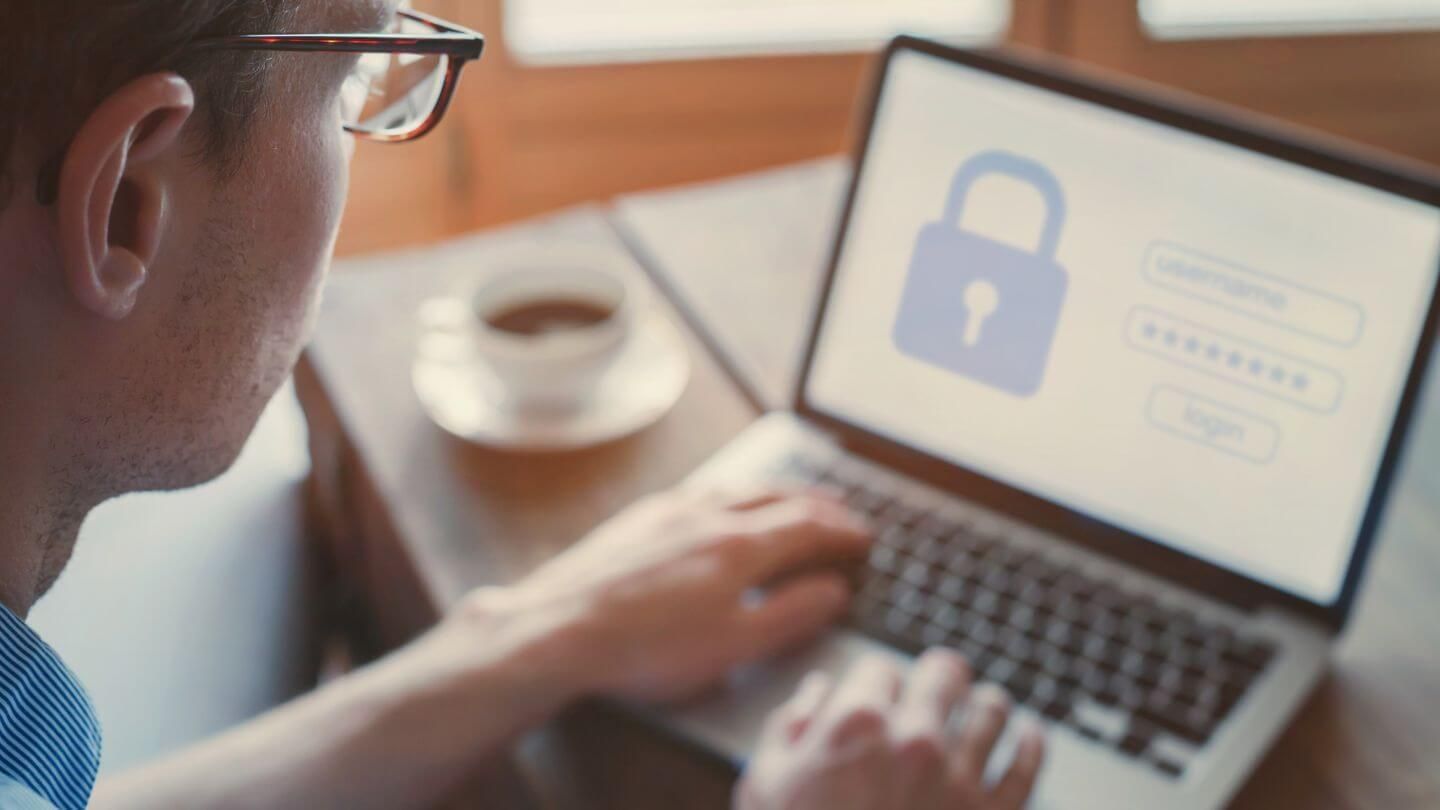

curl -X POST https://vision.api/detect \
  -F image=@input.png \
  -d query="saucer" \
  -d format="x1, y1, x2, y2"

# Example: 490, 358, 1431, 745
412, 297, 691, 451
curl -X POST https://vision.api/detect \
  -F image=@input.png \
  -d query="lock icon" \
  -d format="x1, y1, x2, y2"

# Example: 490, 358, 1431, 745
892, 150, 1069, 398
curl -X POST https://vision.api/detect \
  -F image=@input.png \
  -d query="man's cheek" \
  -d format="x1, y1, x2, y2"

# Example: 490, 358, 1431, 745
322, 127, 352, 241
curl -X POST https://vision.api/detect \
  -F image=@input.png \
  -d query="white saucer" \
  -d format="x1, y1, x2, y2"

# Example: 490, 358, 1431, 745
412, 298, 691, 452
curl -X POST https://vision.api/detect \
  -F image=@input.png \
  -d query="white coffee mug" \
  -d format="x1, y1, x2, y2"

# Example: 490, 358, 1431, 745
464, 264, 634, 412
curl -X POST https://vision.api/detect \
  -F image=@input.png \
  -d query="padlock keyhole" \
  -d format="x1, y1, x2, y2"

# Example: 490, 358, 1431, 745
962, 280, 1000, 347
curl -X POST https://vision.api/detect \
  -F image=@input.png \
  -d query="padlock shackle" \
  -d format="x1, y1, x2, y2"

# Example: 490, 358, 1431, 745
943, 150, 1067, 260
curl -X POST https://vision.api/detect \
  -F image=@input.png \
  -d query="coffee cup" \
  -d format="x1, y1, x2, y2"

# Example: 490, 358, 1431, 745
463, 263, 633, 412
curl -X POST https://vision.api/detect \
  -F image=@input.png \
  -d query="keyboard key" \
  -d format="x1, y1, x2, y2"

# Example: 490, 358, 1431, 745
945, 543, 981, 570
1037, 645, 1070, 679
1031, 674, 1062, 704
1093, 682, 1122, 707
1110, 675, 1146, 710
912, 565, 944, 593
931, 603, 963, 631
1136, 692, 1218, 745
869, 545, 902, 574
959, 615, 999, 647
1003, 634, 1035, 666
911, 534, 946, 563
1152, 757, 1184, 779
850, 487, 890, 515
972, 647, 1003, 675
1005, 666, 1038, 701
936, 575, 967, 602
1072, 699, 1128, 740
983, 657, 1017, 685
971, 588, 1005, 620
981, 567, 1014, 595
951, 637, 988, 664
884, 608, 917, 635
1015, 578, 1049, 606
1079, 633, 1110, 660
1052, 570, 1092, 597
1224, 637, 1276, 672
1200, 623, 1236, 652
920, 623, 950, 646
915, 514, 952, 538
876, 525, 910, 549
892, 586, 927, 616
1039, 695, 1073, 722
1117, 721, 1156, 758
1149, 731, 1199, 776
961, 531, 998, 557
1007, 605, 1040, 634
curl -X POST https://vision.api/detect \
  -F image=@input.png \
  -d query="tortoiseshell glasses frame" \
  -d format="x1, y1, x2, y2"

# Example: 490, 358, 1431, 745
36, 8, 485, 204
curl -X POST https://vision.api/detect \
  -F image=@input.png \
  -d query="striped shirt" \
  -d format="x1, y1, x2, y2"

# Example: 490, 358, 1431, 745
0, 603, 101, 810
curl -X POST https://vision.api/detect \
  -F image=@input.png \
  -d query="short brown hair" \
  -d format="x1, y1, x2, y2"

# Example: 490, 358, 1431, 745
0, 1, 293, 204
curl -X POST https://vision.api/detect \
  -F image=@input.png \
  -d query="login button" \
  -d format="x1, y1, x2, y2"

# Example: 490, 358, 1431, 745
1147, 385, 1280, 464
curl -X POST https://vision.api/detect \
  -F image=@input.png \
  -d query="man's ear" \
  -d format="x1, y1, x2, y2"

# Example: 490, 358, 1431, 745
56, 73, 195, 320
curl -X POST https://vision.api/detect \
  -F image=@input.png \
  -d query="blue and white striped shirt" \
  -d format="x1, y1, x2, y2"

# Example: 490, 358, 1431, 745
0, 603, 101, 810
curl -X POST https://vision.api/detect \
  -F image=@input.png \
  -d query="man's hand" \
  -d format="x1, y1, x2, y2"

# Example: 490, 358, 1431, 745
471, 486, 872, 704
736, 650, 1047, 810
91, 486, 871, 810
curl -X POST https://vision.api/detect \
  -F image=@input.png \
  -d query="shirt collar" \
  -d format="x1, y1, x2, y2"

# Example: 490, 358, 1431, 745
0, 602, 102, 810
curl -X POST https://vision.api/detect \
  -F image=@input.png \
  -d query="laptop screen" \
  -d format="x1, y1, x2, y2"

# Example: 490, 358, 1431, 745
806, 47, 1440, 606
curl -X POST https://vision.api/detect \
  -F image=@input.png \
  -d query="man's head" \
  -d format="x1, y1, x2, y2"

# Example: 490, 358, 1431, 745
0, 0, 394, 516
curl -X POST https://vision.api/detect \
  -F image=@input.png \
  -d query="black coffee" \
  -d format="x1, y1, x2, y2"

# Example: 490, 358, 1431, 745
485, 298, 615, 336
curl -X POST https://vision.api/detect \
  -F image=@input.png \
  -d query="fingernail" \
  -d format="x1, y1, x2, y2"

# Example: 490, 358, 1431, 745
975, 684, 1010, 709
798, 670, 830, 695
1020, 723, 1047, 761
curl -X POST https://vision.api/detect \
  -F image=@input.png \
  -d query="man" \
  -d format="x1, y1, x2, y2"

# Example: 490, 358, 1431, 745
0, 1, 1046, 808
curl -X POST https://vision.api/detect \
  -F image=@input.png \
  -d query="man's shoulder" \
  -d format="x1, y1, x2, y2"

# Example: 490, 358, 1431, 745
0, 604, 101, 810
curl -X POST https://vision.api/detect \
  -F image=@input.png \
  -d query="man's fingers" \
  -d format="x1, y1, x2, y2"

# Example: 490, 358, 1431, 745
684, 483, 845, 513
700, 485, 791, 512
988, 720, 1046, 810
951, 684, 1013, 780
736, 573, 850, 662
762, 670, 834, 745
733, 496, 871, 581
891, 650, 971, 802
895, 649, 971, 737
811, 654, 904, 749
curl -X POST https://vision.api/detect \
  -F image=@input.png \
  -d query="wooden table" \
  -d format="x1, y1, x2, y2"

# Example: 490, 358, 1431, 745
297, 209, 748, 809
298, 163, 1440, 809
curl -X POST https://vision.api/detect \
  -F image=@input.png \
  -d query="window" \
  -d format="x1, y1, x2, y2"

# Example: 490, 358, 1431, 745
1142, 0, 1440, 39
504, 0, 1008, 64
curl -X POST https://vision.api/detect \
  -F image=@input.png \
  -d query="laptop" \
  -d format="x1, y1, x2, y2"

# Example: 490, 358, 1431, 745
643, 36, 1440, 810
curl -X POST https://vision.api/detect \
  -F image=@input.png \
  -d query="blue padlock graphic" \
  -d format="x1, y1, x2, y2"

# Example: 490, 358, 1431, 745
893, 150, 1069, 398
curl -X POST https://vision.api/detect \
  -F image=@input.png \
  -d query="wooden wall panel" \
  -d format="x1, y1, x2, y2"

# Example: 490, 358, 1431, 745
337, 0, 1063, 255
1063, 1, 1440, 167
335, 0, 1440, 257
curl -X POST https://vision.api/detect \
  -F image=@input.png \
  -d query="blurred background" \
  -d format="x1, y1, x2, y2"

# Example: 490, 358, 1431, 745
339, 0, 1440, 256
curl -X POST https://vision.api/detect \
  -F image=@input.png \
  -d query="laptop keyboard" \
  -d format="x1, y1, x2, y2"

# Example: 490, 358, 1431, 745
773, 454, 1277, 781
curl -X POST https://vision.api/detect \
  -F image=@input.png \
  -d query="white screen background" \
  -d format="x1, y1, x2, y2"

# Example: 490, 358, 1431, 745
808, 50, 1440, 604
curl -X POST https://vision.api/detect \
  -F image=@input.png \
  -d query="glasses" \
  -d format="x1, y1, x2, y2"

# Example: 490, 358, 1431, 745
36, 8, 485, 204
206, 8, 485, 142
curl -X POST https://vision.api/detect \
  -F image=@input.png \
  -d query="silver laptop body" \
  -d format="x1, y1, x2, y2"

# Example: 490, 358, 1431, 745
641, 38, 1440, 810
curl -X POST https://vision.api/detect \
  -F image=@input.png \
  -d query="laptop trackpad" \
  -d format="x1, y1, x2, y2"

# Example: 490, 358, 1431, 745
662, 630, 906, 764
